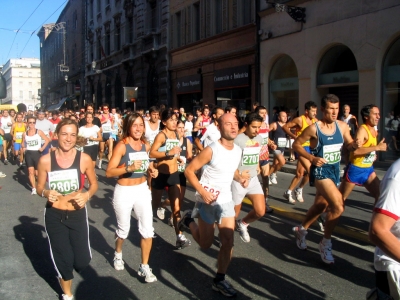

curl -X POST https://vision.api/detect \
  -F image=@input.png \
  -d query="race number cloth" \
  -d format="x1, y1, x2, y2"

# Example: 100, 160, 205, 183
48, 169, 79, 195
242, 147, 261, 166
195, 181, 221, 206
322, 144, 342, 164
102, 123, 112, 133
128, 152, 149, 173
277, 137, 287, 148
178, 156, 187, 172
166, 139, 180, 152
15, 132, 23, 140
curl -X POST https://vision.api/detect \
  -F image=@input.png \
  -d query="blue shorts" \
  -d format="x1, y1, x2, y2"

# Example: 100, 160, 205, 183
192, 201, 235, 225
14, 143, 22, 151
295, 146, 310, 159
344, 164, 374, 186
260, 159, 269, 167
310, 163, 340, 187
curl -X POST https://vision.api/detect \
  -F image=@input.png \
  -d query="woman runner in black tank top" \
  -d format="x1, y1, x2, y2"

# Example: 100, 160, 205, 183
36, 118, 98, 300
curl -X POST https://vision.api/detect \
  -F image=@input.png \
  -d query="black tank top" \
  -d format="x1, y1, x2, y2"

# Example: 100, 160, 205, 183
180, 137, 188, 157
272, 122, 287, 151
118, 139, 148, 179
49, 150, 84, 194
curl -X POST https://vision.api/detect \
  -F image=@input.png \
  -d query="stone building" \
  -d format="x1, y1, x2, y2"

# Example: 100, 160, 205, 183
2, 58, 41, 110
259, 0, 400, 161
85, 0, 170, 110
169, 0, 257, 116
37, 0, 86, 108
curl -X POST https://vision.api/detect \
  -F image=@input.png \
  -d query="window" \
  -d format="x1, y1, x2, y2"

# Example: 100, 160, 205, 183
150, 2, 158, 31
29, 91, 32, 99
115, 26, 121, 51
37, 72, 40, 77
97, 0, 101, 13
89, 0, 94, 19
176, 12, 181, 47
193, 2, 200, 42
105, 32, 110, 55
97, 38, 102, 59
29, 82, 32, 88
215, 0, 222, 34
19, 81, 23, 86
242, 0, 251, 25
19, 91, 23, 100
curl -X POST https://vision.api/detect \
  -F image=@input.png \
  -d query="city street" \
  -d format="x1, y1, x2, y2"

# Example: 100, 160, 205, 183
0, 160, 379, 300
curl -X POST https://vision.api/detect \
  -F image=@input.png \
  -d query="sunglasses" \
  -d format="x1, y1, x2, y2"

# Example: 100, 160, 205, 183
103, 108, 109, 110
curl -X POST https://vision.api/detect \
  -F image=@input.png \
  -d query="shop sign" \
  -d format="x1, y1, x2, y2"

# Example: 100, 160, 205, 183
318, 70, 359, 86
214, 65, 250, 89
270, 77, 298, 92
384, 65, 400, 83
176, 74, 202, 94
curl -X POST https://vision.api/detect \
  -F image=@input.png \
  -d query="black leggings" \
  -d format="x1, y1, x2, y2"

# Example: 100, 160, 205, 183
45, 206, 91, 280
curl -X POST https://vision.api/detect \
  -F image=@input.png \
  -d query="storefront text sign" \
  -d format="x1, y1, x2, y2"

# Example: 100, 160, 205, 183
214, 65, 250, 90
176, 74, 202, 94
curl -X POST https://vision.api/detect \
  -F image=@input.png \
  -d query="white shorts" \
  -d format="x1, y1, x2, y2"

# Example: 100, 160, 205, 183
112, 181, 154, 239
231, 176, 264, 205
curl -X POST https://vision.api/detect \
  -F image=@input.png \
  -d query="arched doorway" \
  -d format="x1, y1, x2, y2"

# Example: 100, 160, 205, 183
317, 45, 359, 119
269, 55, 299, 114
382, 37, 400, 161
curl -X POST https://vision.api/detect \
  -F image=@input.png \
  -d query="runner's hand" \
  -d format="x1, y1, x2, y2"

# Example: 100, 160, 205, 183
47, 190, 62, 203
149, 167, 158, 178
170, 146, 181, 156
240, 170, 251, 180
71, 192, 90, 208
200, 190, 217, 204
377, 138, 387, 151
241, 178, 249, 188
129, 160, 142, 172
311, 156, 326, 167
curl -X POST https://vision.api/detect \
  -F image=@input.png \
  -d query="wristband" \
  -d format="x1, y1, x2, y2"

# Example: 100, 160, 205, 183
41, 189, 46, 198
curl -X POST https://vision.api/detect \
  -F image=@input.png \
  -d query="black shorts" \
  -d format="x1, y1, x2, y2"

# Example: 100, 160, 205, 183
179, 172, 187, 187
3, 133, 12, 142
51, 140, 59, 148
83, 145, 99, 162
151, 172, 180, 190
25, 150, 41, 169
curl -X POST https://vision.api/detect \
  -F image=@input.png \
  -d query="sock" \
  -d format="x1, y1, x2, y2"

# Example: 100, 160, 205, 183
214, 273, 225, 283
177, 234, 183, 239
114, 251, 122, 258
286, 189, 292, 194
322, 237, 331, 245
140, 263, 149, 268
296, 188, 303, 192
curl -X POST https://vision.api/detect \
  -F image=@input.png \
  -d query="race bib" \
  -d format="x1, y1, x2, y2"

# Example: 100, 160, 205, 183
102, 124, 111, 133
15, 132, 23, 140
178, 156, 187, 173
322, 144, 342, 164
242, 147, 261, 166
202, 121, 210, 128
27, 139, 39, 147
195, 181, 221, 205
165, 139, 180, 151
86, 137, 97, 146
128, 152, 150, 173
259, 132, 269, 145
48, 169, 79, 195
277, 137, 287, 148
362, 151, 376, 164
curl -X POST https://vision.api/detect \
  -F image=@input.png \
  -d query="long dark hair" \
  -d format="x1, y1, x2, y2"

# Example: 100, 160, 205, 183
159, 109, 176, 130
121, 112, 146, 142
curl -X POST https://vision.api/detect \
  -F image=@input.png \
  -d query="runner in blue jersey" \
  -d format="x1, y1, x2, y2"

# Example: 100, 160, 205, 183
291, 94, 362, 264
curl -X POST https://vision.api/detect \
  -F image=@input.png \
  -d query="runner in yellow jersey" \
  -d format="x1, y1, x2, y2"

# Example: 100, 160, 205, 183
340, 105, 386, 204
282, 101, 318, 203
11, 113, 26, 166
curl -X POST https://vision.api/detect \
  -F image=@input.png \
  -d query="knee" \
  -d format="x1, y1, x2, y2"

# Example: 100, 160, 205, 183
254, 205, 266, 219
138, 226, 154, 239
330, 202, 345, 215
74, 257, 91, 274
220, 235, 234, 249
116, 229, 129, 240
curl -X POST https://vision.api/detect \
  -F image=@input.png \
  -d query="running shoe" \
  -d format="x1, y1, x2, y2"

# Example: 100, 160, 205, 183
0, 172, 6, 178
294, 188, 304, 203
292, 226, 307, 250
283, 191, 295, 204
317, 215, 325, 232
177, 210, 193, 231
176, 234, 191, 249
265, 204, 274, 214
168, 217, 174, 227
319, 240, 335, 264
156, 207, 165, 220
113, 253, 124, 271
31, 188, 37, 195
236, 219, 250, 243
4, 159, 8, 165
62, 294, 74, 300
138, 264, 157, 283
97, 159, 102, 169
212, 279, 237, 297
270, 173, 278, 184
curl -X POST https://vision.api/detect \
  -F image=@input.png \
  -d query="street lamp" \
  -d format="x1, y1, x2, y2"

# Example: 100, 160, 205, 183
65, 74, 68, 97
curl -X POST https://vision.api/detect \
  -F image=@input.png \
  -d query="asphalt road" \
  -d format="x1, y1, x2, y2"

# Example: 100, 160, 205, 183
0, 161, 377, 299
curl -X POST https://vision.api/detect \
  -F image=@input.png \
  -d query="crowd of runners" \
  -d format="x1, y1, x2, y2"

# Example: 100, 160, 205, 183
1, 94, 400, 299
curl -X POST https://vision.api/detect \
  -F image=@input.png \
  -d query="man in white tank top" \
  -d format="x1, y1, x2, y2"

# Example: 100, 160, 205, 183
178, 113, 247, 297
0, 110, 14, 164
144, 106, 160, 146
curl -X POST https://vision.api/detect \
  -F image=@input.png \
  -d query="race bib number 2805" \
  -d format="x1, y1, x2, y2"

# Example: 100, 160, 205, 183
48, 169, 79, 195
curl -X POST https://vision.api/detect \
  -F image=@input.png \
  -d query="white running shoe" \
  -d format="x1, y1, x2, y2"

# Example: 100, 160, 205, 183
156, 207, 165, 220
138, 264, 157, 283
270, 173, 278, 184
292, 226, 308, 250
283, 191, 295, 204
97, 159, 102, 169
319, 240, 335, 264
295, 188, 304, 202
0, 172, 6, 178
113, 252, 125, 271
62, 294, 74, 300
236, 219, 250, 243
176, 234, 191, 249
31, 188, 37, 195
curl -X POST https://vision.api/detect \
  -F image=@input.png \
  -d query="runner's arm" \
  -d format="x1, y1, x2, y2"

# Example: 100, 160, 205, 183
38, 130, 51, 152
353, 126, 386, 155
292, 125, 324, 165
282, 117, 301, 139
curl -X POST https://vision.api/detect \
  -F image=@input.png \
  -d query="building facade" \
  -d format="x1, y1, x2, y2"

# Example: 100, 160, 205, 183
2, 58, 41, 109
85, 0, 170, 110
37, 0, 86, 108
259, 0, 400, 161
169, 0, 257, 116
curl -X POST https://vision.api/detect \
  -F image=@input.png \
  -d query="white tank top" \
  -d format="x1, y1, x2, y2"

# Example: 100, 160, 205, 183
145, 120, 160, 146
199, 141, 242, 204
0, 116, 12, 133
25, 130, 42, 151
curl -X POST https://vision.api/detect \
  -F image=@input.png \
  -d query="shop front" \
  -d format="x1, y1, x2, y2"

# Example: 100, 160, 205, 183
214, 65, 251, 119
176, 74, 202, 115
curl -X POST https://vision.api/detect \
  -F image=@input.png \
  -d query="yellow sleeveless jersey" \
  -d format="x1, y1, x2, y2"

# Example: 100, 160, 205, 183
296, 115, 316, 147
350, 124, 377, 168
13, 123, 26, 143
